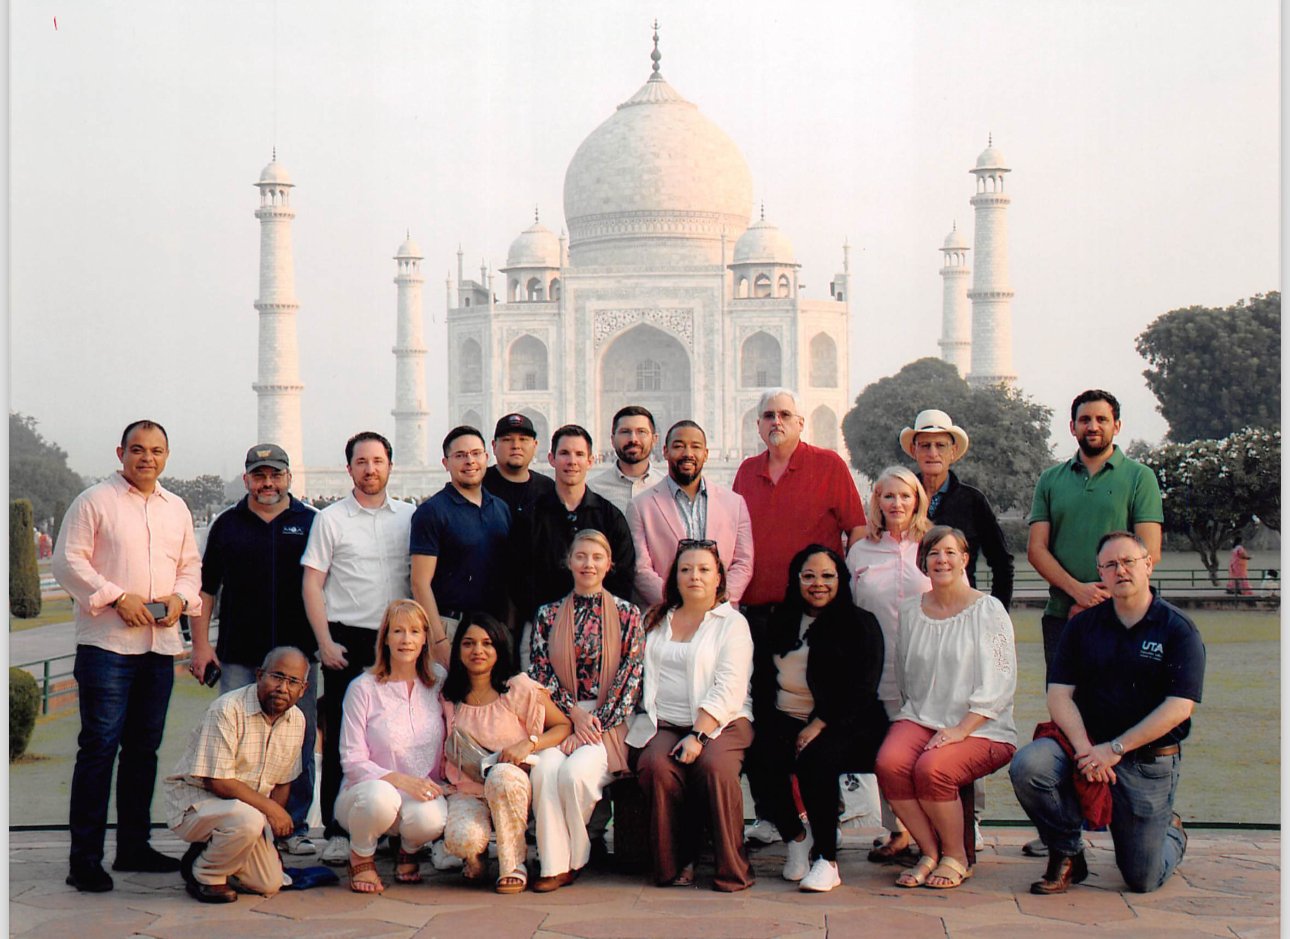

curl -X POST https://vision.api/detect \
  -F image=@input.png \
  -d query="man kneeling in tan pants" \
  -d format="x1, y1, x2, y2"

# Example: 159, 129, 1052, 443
163, 646, 309, 902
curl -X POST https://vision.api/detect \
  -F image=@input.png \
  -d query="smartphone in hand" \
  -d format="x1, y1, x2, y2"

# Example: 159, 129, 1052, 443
144, 601, 168, 620
202, 662, 222, 688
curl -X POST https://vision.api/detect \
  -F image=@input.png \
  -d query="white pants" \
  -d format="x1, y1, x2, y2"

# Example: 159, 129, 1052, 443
171, 798, 283, 895
530, 741, 612, 876
334, 779, 448, 857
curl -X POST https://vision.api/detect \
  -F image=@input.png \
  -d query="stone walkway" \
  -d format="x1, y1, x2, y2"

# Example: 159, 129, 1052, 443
9, 826, 1278, 938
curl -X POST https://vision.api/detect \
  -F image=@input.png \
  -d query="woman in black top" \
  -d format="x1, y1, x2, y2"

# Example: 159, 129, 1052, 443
748, 544, 888, 893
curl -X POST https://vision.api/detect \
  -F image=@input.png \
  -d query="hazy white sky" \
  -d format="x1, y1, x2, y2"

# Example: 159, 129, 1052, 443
10, 0, 1280, 479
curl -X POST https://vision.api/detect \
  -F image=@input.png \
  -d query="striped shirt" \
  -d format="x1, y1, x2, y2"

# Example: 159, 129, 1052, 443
163, 683, 304, 828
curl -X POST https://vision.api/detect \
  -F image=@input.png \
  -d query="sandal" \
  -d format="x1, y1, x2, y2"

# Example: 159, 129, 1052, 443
462, 853, 487, 883
868, 833, 916, 863
895, 855, 938, 888
347, 857, 385, 894
495, 871, 527, 894
395, 848, 423, 884
667, 864, 696, 887
924, 856, 972, 889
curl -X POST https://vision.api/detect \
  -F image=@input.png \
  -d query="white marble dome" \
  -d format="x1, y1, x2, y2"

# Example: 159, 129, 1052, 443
942, 225, 969, 250
505, 222, 560, 268
562, 73, 753, 266
396, 235, 423, 258
733, 218, 796, 265
258, 161, 293, 186
974, 145, 1008, 170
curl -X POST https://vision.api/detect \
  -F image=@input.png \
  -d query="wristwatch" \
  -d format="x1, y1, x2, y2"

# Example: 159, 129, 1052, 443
1110, 739, 1125, 756
693, 731, 712, 747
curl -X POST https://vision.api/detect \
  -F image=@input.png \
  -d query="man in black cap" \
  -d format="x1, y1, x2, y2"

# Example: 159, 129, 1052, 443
484, 413, 555, 518
189, 444, 320, 856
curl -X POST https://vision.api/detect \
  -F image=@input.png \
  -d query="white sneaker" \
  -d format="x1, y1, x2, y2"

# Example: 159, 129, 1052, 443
974, 821, 984, 852
431, 839, 462, 870
799, 858, 841, 893
782, 828, 813, 882
321, 835, 350, 866
282, 833, 317, 856
744, 818, 781, 844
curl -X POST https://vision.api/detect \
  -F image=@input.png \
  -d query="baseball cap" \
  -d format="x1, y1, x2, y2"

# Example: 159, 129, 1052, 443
245, 443, 291, 472
493, 413, 537, 440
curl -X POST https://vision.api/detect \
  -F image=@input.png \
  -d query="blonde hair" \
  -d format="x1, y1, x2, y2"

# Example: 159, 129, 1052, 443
866, 465, 932, 542
370, 599, 437, 687
566, 528, 613, 566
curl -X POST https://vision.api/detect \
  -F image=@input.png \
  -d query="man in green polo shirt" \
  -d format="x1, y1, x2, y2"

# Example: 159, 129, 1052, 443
1027, 389, 1163, 673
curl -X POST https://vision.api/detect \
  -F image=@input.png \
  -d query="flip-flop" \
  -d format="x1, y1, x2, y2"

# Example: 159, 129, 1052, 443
667, 864, 696, 887
347, 858, 385, 894
868, 835, 916, 863
394, 849, 423, 884
924, 856, 972, 889
895, 855, 938, 888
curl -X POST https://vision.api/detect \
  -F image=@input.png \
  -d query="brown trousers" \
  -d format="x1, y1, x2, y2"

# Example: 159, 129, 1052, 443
632, 718, 754, 892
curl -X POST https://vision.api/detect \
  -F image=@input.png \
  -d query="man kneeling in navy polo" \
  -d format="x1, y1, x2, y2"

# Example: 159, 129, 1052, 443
1010, 531, 1204, 894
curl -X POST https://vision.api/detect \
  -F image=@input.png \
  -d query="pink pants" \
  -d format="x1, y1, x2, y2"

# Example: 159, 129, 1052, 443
875, 720, 1014, 802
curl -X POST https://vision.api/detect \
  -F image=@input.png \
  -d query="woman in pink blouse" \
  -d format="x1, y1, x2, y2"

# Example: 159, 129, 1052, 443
848, 465, 932, 861
336, 599, 449, 894
441, 612, 571, 894
528, 529, 644, 892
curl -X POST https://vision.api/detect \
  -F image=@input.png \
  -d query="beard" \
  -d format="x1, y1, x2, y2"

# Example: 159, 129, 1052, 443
1077, 435, 1113, 458
670, 462, 701, 485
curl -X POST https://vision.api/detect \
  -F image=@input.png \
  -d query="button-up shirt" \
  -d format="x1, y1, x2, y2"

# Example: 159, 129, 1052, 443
52, 472, 203, 656
300, 492, 414, 630
665, 476, 708, 540
586, 460, 664, 514
163, 683, 304, 828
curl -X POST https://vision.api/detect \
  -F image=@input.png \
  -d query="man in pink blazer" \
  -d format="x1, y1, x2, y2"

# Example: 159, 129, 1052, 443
627, 420, 755, 607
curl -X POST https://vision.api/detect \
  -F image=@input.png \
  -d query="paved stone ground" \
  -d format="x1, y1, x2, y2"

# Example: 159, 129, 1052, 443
9, 826, 1278, 938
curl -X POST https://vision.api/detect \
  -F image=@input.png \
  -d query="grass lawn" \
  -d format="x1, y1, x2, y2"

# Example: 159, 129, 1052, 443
9, 596, 74, 632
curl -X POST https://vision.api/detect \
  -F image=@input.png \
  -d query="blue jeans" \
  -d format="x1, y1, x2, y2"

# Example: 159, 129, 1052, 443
222, 660, 319, 836
1010, 736, 1187, 892
69, 645, 174, 866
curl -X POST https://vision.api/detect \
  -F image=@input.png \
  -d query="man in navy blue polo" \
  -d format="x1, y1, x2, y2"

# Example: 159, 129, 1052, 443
189, 443, 319, 855
1010, 530, 1204, 895
410, 426, 512, 665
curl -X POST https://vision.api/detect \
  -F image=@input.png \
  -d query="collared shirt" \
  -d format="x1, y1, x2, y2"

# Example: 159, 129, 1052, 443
300, 492, 414, 630
482, 464, 555, 519
924, 470, 1015, 609
163, 683, 304, 828
848, 532, 932, 704
512, 487, 636, 618
409, 483, 511, 615
1029, 446, 1164, 617
1051, 593, 1205, 749
52, 472, 203, 656
733, 441, 867, 606
586, 460, 664, 514
927, 476, 952, 517
200, 495, 318, 665
664, 475, 708, 540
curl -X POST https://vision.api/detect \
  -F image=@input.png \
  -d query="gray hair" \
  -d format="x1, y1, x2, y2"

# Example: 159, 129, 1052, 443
261, 646, 309, 672
756, 388, 801, 416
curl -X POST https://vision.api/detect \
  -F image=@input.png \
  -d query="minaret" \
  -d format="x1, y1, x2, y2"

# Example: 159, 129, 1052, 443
252, 156, 307, 495
967, 136, 1016, 387
938, 222, 971, 375
392, 234, 429, 466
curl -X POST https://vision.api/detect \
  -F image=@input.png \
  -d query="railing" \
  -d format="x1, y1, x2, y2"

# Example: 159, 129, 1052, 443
14, 653, 77, 715
977, 567, 1281, 598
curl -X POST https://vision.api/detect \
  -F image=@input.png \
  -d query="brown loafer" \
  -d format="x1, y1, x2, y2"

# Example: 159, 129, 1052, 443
1030, 851, 1088, 895
186, 880, 238, 903
531, 871, 574, 893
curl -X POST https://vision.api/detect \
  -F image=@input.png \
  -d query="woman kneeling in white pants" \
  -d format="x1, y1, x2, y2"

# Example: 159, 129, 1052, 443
337, 600, 449, 893
528, 529, 645, 892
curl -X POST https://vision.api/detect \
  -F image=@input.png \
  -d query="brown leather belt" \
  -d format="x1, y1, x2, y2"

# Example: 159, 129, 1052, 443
1134, 743, 1180, 760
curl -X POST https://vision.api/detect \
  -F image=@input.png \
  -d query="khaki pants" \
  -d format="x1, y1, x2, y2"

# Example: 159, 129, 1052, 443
172, 798, 284, 895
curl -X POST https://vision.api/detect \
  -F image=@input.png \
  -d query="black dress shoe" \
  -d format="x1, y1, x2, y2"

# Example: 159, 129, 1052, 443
113, 844, 182, 873
180, 841, 206, 886
66, 862, 115, 893
1030, 851, 1089, 895
186, 880, 238, 903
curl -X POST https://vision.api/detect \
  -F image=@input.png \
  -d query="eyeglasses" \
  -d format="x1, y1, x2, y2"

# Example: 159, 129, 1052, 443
798, 571, 839, 584
760, 410, 796, 422
259, 670, 307, 690
1096, 555, 1150, 574
449, 449, 487, 462
678, 539, 717, 550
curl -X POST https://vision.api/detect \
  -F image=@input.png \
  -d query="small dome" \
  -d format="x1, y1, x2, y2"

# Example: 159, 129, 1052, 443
395, 236, 422, 259
942, 225, 969, 250
257, 161, 293, 185
974, 145, 1008, 170
733, 218, 796, 265
505, 222, 561, 269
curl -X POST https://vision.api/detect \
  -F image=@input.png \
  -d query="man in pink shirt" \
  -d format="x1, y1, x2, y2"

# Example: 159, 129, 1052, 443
53, 420, 203, 892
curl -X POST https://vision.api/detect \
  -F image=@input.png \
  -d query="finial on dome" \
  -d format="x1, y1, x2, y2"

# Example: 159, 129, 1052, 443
272, 146, 276, 162
760, 202, 765, 222
988, 132, 992, 147
650, 19, 662, 78
952, 220, 957, 231
534, 205, 540, 224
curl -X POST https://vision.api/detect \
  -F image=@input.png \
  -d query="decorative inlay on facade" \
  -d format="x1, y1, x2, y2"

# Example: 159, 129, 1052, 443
572, 209, 745, 242
253, 302, 300, 312
594, 308, 694, 348
966, 290, 1015, 300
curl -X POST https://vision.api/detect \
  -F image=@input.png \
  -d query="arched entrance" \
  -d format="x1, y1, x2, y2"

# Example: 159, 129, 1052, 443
598, 324, 691, 449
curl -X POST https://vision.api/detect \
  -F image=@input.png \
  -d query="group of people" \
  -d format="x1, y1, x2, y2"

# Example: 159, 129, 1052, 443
52, 386, 1204, 904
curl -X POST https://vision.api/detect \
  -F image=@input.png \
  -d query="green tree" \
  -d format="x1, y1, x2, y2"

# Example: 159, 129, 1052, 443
10, 667, 41, 760
9, 413, 84, 527
165, 475, 229, 520
10, 499, 42, 619
840, 357, 1054, 513
1140, 427, 1281, 584
1135, 292, 1280, 442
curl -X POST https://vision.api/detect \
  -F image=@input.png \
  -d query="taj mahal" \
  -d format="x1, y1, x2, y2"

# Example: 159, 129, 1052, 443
253, 34, 1014, 498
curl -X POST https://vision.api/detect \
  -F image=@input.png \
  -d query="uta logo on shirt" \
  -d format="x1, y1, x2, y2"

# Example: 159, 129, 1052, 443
1140, 640, 1164, 661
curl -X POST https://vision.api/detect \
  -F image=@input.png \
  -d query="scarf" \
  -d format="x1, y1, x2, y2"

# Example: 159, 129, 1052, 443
551, 590, 629, 774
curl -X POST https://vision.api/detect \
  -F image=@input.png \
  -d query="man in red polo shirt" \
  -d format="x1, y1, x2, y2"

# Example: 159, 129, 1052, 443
733, 388, 866, 843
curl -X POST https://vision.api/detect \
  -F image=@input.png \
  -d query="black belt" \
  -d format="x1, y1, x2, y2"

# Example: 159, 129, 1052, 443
1132, 743, 1180, 761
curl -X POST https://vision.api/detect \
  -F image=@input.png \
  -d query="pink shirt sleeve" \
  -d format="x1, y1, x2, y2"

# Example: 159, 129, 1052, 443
339, 676, 390, 786
503, 674, 549, 738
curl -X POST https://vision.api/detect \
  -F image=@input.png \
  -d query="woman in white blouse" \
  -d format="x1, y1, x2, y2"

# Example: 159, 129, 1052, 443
336, 600, 449, 893
848, 464, 932, 861
627, 539, 755, 892
874, 526, 1017, 889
